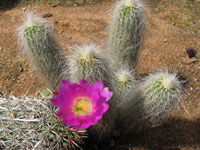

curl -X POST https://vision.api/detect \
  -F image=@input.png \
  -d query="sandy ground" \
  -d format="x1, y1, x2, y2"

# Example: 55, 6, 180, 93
0, 1, 200, 149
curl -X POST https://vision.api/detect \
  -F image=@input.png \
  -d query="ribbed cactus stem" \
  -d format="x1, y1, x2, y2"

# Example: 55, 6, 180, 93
17, 12, 69, 90
0, 94, 86, 150
68, 43, 113, 86
113, 68, 136, 104
119, 71, 182, 133
108, 0, 145, 68
68, 43, 116, 141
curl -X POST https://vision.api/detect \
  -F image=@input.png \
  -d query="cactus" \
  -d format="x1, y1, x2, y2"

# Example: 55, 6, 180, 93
112, 67, 136, 104
17, 12, 69, 90
68, 43, 113, 86
0, 93, 86, 150
108, 0, 145, 68
68, 43, 116, 140
14, 8, 186, 144
119, 71, 183, 133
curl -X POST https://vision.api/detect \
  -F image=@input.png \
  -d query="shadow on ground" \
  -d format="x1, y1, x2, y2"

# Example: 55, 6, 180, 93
84, 117, 200, 150
0, 0, 19, 11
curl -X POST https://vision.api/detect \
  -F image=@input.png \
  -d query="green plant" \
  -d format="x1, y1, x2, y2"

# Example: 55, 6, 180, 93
68, 44, 112, 86
119, 71, 183, 133
0, 93, 86, 149
108, 0, 145, 68
112, 67, 136, 104
14, 3, 185, 146
68, 43, 116, 140
17, 11, 69, 90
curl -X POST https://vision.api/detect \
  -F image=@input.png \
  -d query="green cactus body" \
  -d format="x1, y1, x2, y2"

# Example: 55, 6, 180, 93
68, 43, 116, 141
18, 12, 69, 90
68, 44, 112, 86
113, 68, 136, 104
108, 0, 145, 68
0, 94, 86, 150
119, 71, 182, 133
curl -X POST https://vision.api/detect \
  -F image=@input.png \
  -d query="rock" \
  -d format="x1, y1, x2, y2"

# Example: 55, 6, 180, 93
23, 7, 27, 11
164, 39, 167, 42
42, 13, 53, 18
20, 68, 24, 72
190, 87, 193, 91
172, 22, 176, 26
0, 47, 2, 50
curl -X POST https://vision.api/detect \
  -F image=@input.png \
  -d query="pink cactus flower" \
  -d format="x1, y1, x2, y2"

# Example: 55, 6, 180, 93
50, 79, 113, 129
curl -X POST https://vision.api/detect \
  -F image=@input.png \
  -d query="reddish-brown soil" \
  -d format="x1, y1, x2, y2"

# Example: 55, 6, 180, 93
0, 1, 200, 150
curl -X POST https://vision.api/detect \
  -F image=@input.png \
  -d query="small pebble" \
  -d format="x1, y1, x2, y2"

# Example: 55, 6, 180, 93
0, 47, 2, 50
23, 7, 27, 11
172, 22, 176, 26
20, 68, 24, 72
52, 3, 60, 7
190, 88, 193, 91
59, 30, 63, 34
164, 39, 167, 42
42, 13, 53, 18
155, 8, 159, 11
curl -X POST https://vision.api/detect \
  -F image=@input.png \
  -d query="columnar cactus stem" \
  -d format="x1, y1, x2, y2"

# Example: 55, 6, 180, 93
68, 43, 112, 86
17, 12, 69, 90
119, 71, 183, 133
108, 0, 145, 68
0, 94, 86, 150
68, 43, 116, 140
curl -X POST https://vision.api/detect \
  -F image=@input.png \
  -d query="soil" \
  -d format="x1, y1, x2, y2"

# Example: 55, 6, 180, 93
0, 0, 200, 150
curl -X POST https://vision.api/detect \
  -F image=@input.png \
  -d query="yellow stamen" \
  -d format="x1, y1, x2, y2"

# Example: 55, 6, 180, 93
73, 98, 92, 116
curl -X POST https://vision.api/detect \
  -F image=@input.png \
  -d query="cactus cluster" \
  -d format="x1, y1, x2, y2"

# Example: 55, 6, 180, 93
1, 0, 185, 149
120, 71, 182, 133
0, 94, 86, 150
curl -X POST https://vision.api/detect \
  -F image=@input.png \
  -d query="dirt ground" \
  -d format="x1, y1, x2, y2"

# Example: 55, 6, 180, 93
0, 0, 200, 150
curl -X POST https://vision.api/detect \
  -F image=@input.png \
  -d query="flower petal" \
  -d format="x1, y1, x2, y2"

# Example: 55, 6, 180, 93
101, 87, 113, 102
92, 81, 103, 92
50, 79, 111, 129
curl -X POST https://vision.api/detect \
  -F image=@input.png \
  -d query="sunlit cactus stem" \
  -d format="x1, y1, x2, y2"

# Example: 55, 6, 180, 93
68, 43, 113, 87
108, 0, 145, 68
17, 12, 69, 90
119, 71, 183, 133
68, 43, 116, 141
0, 93, 86, 150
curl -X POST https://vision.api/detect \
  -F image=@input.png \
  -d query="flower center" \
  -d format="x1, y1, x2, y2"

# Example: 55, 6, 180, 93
161, 77, 173, 90
117, 74, 127, 83
73, 98, 92, 116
